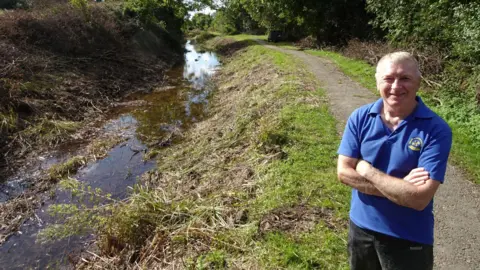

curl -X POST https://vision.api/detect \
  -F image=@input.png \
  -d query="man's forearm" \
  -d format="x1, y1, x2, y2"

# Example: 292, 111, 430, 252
338, 167, 384, 197
358, 162, 433, 211
365, 168, 416, 205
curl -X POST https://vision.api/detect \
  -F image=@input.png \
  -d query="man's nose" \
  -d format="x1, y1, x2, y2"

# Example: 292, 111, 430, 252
392, 78, 401, 88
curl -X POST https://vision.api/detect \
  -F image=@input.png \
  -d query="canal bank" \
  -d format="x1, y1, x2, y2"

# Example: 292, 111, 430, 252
0, 40, 221, 269
76, 37, 349, 269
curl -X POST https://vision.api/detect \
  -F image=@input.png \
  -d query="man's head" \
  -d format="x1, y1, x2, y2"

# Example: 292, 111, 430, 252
375, 52, 421, 110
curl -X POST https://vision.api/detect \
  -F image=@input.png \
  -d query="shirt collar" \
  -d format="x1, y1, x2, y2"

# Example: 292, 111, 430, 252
367, 96, 435, 119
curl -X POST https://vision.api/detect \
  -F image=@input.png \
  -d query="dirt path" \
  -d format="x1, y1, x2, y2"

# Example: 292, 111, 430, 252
260, 42, 480, 269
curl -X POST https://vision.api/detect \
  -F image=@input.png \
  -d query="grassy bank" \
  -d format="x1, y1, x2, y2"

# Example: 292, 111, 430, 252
71, 37, 349, 269
305, 50, 480, 184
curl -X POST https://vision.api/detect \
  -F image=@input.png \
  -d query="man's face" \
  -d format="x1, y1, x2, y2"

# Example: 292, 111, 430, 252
376, 60, 420, 109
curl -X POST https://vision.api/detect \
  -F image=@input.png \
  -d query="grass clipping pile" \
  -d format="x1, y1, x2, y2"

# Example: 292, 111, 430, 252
74, 38, 348, 269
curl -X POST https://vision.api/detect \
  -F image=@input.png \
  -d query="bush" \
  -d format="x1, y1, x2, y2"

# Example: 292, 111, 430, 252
452, 3, 480, 64
367, 0, 480, 64
123, 0, 186, 44
295, 36, 318, 50
0, 5, 127, 56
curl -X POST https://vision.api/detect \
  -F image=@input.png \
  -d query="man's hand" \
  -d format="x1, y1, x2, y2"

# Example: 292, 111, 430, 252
404, 167, 429, 186
355, 159, 372, 178
356, 160, 428, 187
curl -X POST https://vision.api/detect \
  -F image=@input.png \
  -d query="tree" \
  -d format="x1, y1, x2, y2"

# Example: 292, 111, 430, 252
212, 0, 263, 34
240, 0, 372, 43
191, 13, 213, 30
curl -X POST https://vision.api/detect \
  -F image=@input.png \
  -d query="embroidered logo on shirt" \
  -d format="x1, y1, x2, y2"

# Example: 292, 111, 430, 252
408, 137, 423, 151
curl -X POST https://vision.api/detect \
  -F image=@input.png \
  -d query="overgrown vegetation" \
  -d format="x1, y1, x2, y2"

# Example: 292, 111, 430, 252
364, 3, 480, 183
367, 0, 480, 65
42, 38, 349, 269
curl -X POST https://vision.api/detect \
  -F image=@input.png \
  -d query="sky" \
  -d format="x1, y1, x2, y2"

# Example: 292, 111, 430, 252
188, 6, 215, 19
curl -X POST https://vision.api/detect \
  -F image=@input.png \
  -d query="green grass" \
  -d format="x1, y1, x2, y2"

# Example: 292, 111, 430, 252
227, 34, 267, 41
228, 34, 299, 50
209, 39, 349, 269
253, 95, 349, 269
254, 102, 349, 215
274, 42, 299, 50
260, 225, 347, 270
306, 50, 378, 92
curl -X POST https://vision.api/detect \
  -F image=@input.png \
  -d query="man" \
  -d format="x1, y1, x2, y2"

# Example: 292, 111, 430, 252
337, 52, 452, 270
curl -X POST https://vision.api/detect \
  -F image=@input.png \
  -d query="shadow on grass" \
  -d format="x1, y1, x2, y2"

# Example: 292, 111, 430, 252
210, 39, 257, 57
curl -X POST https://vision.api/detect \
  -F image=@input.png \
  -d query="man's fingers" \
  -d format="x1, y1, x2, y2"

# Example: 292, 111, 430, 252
404, 171, 429, 181
413, 180, 426, 186
407, 175, 429, 183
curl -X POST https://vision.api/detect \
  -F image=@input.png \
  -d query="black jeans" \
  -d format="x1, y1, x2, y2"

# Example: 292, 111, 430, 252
348, 221, 433, 270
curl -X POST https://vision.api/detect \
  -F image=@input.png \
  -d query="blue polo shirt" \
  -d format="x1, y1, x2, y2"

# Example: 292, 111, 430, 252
338, 97, 452, 245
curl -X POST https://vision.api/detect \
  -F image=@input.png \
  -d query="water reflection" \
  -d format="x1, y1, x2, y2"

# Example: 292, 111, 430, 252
130, 40, 220, 142
184, 40, 220, 89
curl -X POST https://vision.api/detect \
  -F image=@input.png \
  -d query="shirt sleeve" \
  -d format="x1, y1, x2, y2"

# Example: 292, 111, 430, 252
338, 110, 361, 159
418, 126, 452, 183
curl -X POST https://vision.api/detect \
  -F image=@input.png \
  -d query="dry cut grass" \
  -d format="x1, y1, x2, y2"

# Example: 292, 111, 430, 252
70, 37, 349, 269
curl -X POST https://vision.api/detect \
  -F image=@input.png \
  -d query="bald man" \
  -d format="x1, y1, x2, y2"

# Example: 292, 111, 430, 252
337, 52, 452, 270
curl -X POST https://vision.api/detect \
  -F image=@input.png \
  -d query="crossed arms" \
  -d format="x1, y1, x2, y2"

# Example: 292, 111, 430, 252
337, 155, 440, 211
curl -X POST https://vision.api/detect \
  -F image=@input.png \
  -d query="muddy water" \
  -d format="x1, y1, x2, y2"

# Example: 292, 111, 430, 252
0, 40, 220, 269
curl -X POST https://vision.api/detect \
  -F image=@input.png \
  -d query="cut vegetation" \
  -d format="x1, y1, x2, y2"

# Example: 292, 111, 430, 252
0, 1, 183, 180
45, 37, 351, 269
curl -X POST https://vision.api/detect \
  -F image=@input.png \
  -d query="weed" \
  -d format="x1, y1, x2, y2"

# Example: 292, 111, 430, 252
195, 250, 227, 269
48, 156, 86, 182
19, 118, 79, 146
69, 0, 89, 21
192, 31, 218, 44
38, 177, 114, 243
0, 109, 17, 133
